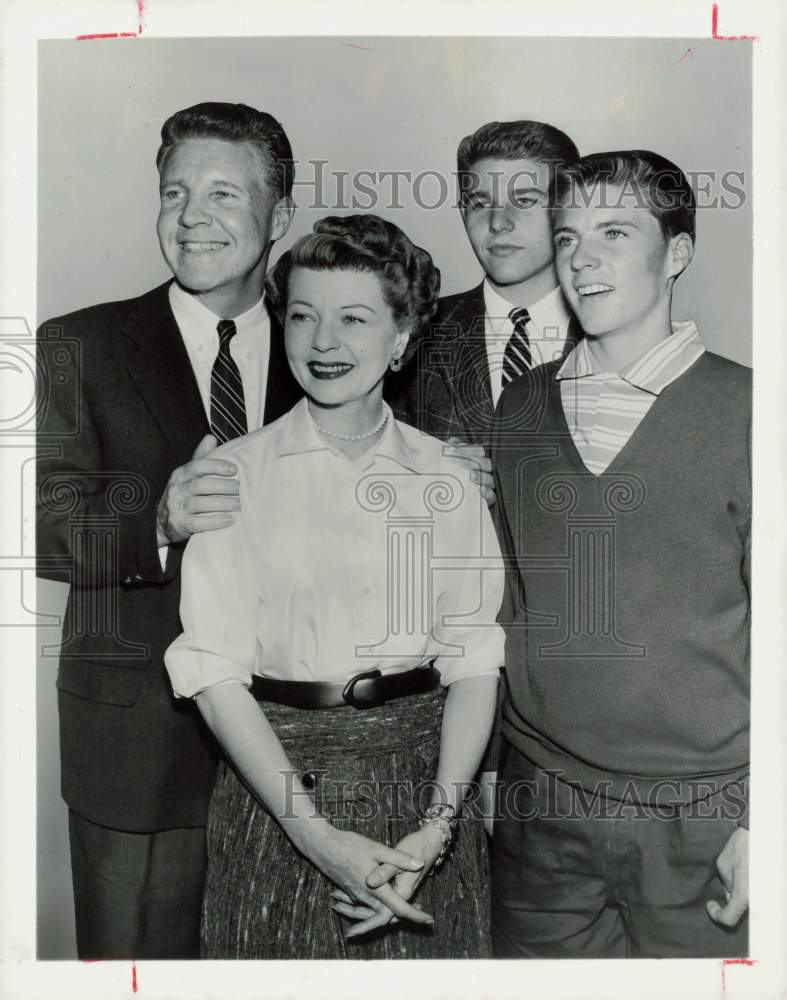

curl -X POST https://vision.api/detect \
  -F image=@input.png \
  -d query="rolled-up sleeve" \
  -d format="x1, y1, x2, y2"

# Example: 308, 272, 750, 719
431, 483, 505, 686
165, 514, 259, 699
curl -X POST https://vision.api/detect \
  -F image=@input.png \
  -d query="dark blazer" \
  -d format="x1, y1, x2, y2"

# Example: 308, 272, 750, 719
387, 282, 583, 445
36, 281, 302, 832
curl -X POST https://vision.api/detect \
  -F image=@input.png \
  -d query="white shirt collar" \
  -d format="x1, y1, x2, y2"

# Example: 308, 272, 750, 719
277, 398, 421, 472
483, 279, 570, 331
557, 320, 705, 395
482, 278, 519, 336
482, 279, 574, 372
168, 282, 269, 355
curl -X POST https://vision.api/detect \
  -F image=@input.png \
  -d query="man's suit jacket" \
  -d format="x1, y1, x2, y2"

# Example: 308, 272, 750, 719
36, 280, 302, 832
387, 282, 583, 445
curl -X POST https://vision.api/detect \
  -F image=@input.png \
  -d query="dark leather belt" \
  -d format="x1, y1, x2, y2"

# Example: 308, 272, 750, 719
251, 664, 440, 710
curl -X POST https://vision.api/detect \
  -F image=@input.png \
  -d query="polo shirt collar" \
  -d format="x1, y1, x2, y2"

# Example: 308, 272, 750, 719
557, 321, 705, 396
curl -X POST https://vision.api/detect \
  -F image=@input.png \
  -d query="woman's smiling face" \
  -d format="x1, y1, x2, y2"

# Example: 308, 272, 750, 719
284, 267, 409, 409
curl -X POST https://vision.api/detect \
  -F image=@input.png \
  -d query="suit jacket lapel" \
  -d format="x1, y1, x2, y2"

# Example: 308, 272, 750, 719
263, 305, 303, 425
124, 282, 209, 465
438, 284, 583, 441
441, 283, 493, 439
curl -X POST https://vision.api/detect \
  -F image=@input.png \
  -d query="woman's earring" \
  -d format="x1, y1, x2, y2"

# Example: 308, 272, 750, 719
389, 354, 403, 372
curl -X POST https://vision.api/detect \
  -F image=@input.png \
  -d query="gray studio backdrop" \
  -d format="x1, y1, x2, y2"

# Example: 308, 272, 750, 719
37, 36, 751, 958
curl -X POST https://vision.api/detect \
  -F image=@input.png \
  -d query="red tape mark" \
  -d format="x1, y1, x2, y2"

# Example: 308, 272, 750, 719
132, 960, 138, 994
76, 0, 143, 40
75, 32, 136, 40
721, 958, 757, 993
712, 3, 756, 40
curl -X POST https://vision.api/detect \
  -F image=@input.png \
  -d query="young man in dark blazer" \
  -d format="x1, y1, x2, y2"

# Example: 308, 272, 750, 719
36, 102, 302, 959
387, 119, 582, 448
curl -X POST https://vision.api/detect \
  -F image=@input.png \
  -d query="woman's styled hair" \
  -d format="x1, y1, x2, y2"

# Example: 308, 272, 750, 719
265, 215, 441, 358
555, 150, 696, 243
156, 102, 294, 200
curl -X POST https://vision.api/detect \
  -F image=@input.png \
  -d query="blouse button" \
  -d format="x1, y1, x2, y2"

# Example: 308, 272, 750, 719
301, 771, 318, 791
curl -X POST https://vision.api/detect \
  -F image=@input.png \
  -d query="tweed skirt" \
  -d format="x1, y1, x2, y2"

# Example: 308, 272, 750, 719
201, 684, 492, 959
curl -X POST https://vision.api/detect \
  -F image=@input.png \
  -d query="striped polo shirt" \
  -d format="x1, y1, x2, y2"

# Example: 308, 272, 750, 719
556, 321, 705, 475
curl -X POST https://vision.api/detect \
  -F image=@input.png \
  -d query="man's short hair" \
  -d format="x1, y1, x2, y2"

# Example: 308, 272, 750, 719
556, 150, 696, 243
156, 102, 294, 200
457, 120, 579, 202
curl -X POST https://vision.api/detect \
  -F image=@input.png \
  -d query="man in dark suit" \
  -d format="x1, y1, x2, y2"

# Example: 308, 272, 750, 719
36, 102, 302, 959
387, 120, 581, 450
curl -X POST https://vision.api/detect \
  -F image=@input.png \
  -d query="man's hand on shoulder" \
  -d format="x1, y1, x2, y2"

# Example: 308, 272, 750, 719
444, 436, 496, 507
156, 434, 240, 546
706, 826, 748, 928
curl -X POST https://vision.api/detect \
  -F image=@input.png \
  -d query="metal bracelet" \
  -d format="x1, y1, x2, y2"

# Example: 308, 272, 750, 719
418, 803, 459, 869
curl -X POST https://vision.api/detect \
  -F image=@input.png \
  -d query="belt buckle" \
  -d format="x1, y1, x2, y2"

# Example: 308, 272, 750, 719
342, 668, 384, 710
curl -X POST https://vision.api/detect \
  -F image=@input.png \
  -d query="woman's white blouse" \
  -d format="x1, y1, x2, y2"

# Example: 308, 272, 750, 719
165, 400, 505, 697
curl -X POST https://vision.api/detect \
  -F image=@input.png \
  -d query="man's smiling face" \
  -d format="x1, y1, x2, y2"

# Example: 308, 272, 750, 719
553, 181, 683, 341
156, 137, 292, 317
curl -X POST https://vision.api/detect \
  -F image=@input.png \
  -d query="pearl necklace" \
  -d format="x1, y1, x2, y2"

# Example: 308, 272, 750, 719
313, 409, 389, 442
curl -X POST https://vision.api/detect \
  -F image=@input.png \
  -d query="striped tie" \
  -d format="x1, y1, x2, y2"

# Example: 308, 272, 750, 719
210, 319, 247, 444
501, 307, 532, 386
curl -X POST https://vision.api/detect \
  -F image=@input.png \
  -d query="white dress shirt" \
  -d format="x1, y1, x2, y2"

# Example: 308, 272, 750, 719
159, 283, 273, 568
168, 281, 271, 430
165, 400, 505, 695
483, 280, 573, 407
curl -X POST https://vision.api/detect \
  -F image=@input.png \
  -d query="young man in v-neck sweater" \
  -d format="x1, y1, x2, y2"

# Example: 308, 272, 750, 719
489, 151, 751, 958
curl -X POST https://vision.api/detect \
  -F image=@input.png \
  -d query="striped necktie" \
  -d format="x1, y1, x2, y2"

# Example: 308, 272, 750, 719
501, 307, 532, 385
210, 319, 247, 443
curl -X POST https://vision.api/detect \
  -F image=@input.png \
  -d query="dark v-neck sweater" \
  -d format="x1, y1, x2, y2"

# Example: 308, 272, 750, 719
490, 351, 751, 805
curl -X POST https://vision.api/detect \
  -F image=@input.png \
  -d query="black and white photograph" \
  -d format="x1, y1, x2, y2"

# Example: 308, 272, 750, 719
0, 1, 784, 998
